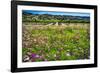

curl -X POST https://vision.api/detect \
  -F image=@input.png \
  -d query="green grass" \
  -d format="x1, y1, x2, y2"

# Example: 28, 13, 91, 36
22, 23, 90, 62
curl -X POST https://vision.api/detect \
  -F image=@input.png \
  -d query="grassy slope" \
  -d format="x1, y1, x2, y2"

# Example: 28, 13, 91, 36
22, 23, 90, 62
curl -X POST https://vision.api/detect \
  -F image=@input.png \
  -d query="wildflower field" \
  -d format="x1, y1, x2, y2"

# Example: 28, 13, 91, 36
22, 22, 90, 62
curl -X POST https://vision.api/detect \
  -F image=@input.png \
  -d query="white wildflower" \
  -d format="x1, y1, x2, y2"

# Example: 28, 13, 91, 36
66, 53, 71, 56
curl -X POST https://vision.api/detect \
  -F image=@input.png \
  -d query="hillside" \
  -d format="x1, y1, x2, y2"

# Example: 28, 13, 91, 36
22, 11, 90, 23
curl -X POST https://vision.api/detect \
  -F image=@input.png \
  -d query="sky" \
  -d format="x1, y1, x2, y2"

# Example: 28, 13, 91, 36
23, 10, 90, 17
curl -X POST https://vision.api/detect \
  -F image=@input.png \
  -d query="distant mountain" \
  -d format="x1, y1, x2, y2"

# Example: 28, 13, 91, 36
22, 11, 33, 15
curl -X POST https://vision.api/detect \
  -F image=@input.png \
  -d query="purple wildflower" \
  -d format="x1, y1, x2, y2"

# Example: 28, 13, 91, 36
31, 53, 40, 58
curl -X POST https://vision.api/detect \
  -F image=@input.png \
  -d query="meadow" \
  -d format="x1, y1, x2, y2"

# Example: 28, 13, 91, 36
22, 22, 90, 62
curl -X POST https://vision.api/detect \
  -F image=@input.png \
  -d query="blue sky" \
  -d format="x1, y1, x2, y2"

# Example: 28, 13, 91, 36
23, 10, 90, 17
